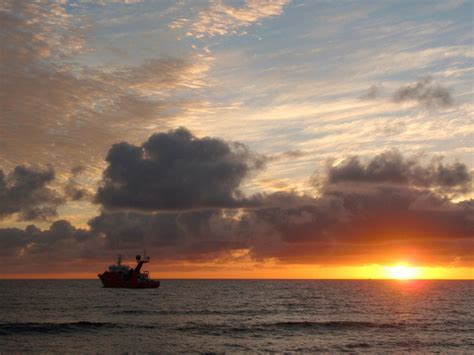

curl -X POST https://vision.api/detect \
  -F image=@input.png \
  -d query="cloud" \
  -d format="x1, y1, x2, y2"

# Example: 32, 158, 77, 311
1, 144, 472, 272
0, 1, 89, 65
247, 191, 473, 265
252, 151, 471, 265
361, 77, 455, 109
244, 151, 472, 264
0, 1, 211, 181
170, 0, 290, 38
96, 127, 266, 210
360, 85, 381, 100
265, 150, 311, 163
0, 209, 248, 272
88, 209, 248, 261
325, 150, 471, 194
0, 220, 103, 274
392, 77, 454, 108
64, 166, 92, 201
0, 165, 63, 221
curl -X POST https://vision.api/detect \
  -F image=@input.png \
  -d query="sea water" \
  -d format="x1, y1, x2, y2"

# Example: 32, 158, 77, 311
0, 280, 472, 353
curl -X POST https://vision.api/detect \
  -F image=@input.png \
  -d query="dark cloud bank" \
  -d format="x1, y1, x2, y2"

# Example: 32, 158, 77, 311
1, 129, 472, 273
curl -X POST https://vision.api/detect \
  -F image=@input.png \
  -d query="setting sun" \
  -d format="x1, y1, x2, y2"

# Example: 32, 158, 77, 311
1, 1, 474, 352
384, 264, 422, 280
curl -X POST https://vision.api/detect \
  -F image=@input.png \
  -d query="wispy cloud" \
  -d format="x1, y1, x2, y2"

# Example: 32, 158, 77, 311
0, 1, 212, 180
170, 0, 290, 38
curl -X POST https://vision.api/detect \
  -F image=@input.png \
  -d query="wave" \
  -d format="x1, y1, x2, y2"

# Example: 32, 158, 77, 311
176, 320, 407, 335
111, 309, 151, 315
0, 321, 120, 335
0, 319, 408, 336
272, 320, 405, 330
111, 308, 274, 316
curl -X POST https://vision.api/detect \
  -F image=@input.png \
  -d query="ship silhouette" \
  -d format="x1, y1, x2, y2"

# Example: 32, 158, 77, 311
98, 254, 160, 288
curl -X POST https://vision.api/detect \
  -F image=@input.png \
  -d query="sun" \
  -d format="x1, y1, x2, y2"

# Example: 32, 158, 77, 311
384, 264, 422, 280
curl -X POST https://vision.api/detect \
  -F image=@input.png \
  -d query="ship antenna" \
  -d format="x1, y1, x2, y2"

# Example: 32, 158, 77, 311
117, 254, 122, 266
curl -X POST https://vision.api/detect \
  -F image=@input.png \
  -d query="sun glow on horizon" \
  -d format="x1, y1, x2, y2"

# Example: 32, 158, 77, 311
3, 262, 472, 280
383, 264, 423, 280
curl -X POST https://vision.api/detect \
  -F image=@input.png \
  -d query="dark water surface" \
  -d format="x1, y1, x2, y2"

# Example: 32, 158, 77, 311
0, 280, 473, 353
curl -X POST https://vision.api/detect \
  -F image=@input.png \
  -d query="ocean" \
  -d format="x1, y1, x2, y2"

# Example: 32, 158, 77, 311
0, 280, 472, 353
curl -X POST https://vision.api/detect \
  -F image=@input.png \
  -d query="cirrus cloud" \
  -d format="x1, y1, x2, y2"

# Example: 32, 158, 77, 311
0, 0, 212, 179
170, 0, 290, 38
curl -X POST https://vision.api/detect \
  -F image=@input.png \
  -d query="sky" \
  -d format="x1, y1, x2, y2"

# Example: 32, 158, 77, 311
0, 0, 473, 279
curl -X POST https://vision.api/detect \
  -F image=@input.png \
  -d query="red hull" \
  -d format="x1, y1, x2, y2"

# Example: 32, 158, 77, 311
98, 272, 160, 289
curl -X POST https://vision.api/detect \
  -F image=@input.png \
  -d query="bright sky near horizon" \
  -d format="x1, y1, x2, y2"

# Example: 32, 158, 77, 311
0, 0, 472, 279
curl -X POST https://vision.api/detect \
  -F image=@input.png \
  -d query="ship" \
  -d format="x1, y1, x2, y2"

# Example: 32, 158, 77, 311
98, 254, 160, 288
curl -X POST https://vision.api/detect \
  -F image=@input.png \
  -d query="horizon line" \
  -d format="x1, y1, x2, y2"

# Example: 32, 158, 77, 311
1, 278, 473, 281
